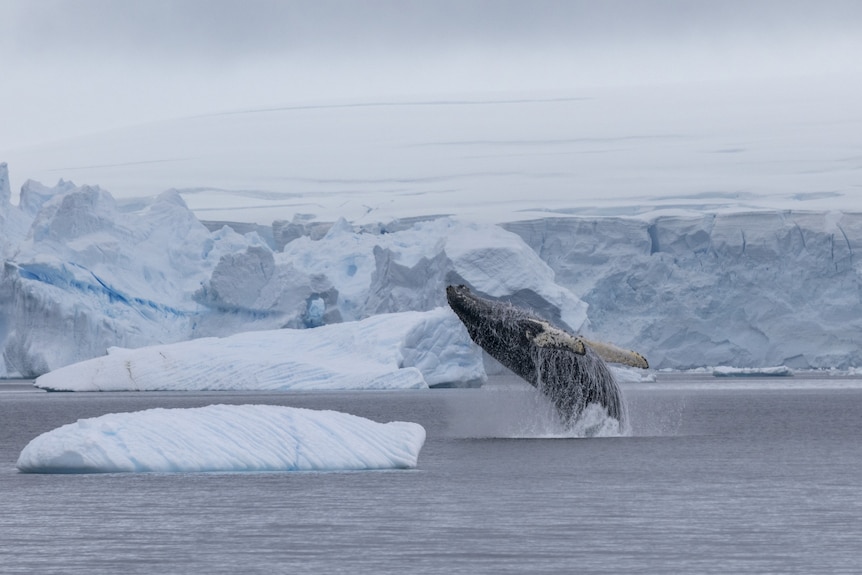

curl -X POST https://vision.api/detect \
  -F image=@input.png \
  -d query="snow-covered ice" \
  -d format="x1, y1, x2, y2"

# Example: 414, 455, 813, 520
610, 365, 657, 384
201, 215, 587, 332
0, 166, 582, 377
0, 170, 257, 377
507, 212, 862, 370
16, 404, 426, 473
712, 366, 793, 377
6, 162, 862, 374
34, 307, 484, 391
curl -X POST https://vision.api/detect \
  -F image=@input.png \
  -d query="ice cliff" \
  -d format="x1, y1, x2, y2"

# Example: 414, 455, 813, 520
0, 165, 584, 377
0, 168, 257, 376
505, 213, 862, 369
4, 161, 862, 376
231, 215, 587, 332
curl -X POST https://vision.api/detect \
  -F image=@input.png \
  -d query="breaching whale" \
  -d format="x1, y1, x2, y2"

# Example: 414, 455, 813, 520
445, 285, 648, 428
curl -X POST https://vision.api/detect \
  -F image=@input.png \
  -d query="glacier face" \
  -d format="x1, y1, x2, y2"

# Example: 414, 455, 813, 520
16, 404, 426, 473
5, 159, 862, 376
190, 213, 590, 347
505, 212, 862, 370
0, 165, 585, 378
0, 171, 260, 377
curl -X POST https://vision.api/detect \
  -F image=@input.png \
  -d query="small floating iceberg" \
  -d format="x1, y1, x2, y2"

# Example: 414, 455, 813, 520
712, 365, 794, 377
16, 404, 426, 474
610, 365, 656, 383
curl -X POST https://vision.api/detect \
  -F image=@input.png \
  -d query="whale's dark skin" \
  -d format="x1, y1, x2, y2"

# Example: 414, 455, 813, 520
446, 284, 642, 427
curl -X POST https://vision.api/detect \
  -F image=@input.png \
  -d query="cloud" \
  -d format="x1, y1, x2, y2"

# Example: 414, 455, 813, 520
5, 0, 861, 63
1, 0, 861, 148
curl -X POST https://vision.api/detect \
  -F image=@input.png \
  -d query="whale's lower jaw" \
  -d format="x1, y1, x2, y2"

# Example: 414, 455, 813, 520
445, 284, 626, 426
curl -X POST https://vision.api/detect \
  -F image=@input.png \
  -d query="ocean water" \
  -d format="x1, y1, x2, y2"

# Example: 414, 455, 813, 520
2, 375, 861, 574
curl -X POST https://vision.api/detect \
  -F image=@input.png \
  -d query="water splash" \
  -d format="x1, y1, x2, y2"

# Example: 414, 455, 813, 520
532, 344, 628, 432
447, 384, 627, 439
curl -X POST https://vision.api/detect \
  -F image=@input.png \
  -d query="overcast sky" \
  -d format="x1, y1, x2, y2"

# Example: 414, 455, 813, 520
2, 0, 861, 148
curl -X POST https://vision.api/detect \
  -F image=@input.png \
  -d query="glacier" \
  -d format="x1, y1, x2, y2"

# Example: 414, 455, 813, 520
34, 308, 484, 391
16, 404, 426, 473
0, 162, 585, 378
505, 213, 862, 370
0, 172, 258, 377
5, 156, 862, 376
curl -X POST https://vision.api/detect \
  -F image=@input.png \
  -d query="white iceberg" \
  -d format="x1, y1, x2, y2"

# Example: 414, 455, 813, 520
0, 167, 586, 377
712, 365, 793, 377
34, 307, 485, 391
16, 404, 426, 473
0, 173, 260, 377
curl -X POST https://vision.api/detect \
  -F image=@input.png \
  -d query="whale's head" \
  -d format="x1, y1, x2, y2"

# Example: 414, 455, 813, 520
446, 285, 586, 366
445, 285, 496, 334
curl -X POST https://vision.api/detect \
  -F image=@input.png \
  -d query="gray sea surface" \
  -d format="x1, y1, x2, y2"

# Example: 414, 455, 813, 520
2, 374, 862, 574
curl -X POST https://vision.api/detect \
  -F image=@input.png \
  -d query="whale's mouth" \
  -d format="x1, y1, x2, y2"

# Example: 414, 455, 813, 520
445, 284, 472, 305
445, 285, 489, 326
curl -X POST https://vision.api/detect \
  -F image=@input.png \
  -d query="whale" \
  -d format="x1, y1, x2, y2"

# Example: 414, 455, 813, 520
445, 284, 648, 428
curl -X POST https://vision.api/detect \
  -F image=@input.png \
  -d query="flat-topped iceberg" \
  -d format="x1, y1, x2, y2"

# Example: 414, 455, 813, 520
34, 307, 485, 391
712, 366, 793, 377
16, 404, 426, 473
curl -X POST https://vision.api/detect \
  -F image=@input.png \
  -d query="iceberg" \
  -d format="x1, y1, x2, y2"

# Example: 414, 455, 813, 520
0, 174, 261, 377
1, 171, 585, 377
16, 404, 426, 473
34, 307, 485, 391
712, 366, 793, 377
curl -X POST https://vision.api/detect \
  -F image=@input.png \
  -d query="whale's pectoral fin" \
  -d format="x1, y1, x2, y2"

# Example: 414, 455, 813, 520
525, 320, 586, 355
580, 338, 649, 369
